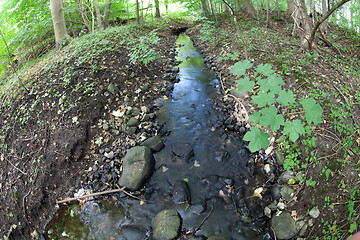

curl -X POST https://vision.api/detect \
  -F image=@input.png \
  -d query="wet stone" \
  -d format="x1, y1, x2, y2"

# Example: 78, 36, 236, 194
279, 170, 295, 183
271, 185, 283, 201
118, 146, 154, 191
215, 150, 229, 162
152, 209, 181, 240
120, 225, 148, 240
189, 203, 206, 215
207, 234, 227, 240
127, 117, 139, 127
141, 135, 165, 152
271, 212, 298, 240
171, 180, 191, 204
126, 126, 137, 135
280, 185, 294, 201
171, 143, 194, 162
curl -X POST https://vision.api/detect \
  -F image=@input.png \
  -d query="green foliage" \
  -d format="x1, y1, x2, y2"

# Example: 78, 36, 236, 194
231, 59, 253, 76
243, 127, 270, 152
283, 120, 305, 142
231, 60, 323, 152
236, 76, 254, 92
301, 98, 323, 124
128, 29, 160, 64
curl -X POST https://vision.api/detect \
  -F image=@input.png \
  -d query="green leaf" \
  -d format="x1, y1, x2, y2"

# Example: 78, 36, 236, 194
258, 74, 285, 94
243, 127, 270, 152
249, 112, 261, 124
236, 76, 255, 92
301, 98, 323, 124
252, 91, 275, 108
230, 60, 253, 76
277, 90, 296, 106
349, 222, 357, 233
255, 63, 274, 76
259, 106, 284, 131
283, 120, 305, 142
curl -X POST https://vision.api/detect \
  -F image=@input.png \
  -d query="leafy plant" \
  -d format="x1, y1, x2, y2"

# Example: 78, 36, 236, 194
128, 29, 160, 65
230, 60, 323, 152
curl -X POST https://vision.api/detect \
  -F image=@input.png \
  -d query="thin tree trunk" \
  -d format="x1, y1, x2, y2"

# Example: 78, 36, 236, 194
201, 0, 210, 15
298, 0, 311, 49
50, 0, 69, 48
102, 0, 112, 29
308, 0, 351, 50
94, 0, 102, 29
320, 0, 328, 34
209, 0, 217, 21
155, 0, 160, 18
266, 0, 270, 24
286, 0, 294, 14
221, 0, 249, 59
136, 0, 140, 24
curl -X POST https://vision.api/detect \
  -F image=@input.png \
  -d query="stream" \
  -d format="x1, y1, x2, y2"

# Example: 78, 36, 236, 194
46, 34, 270, 240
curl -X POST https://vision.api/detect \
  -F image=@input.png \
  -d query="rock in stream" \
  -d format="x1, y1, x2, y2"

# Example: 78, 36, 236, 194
118, 146, 154, 190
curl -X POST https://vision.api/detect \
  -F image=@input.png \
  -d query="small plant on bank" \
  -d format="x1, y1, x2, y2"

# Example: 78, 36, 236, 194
128, 29, 161, 65
231, 59, 323, 153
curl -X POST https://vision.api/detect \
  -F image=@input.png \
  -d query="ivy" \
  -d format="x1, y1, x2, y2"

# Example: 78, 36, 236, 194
231, 60, 323, 152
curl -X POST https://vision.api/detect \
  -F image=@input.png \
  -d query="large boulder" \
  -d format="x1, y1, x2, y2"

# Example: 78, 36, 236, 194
118, 146, 154, 191
271, 212, 298, 239
152, 209, 181, 240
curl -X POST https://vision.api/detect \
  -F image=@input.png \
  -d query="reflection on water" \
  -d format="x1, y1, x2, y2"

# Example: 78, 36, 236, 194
47, 34, 268, 240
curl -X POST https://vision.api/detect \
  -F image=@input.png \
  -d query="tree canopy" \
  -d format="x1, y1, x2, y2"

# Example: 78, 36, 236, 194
0, 0, 359, 79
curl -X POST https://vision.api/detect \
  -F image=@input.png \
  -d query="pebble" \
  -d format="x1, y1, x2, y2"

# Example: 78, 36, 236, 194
103, 123, 109, 131
104, 151, 114, 159
309, 207, 320, 219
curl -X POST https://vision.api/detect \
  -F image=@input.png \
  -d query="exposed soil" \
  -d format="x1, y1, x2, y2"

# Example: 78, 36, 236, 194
0, 24, 181, 239
1, 13, 360, 240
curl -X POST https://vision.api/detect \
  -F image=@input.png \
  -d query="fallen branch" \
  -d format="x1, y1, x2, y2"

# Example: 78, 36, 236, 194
193, 201, 215, 235
56, 186, 126, 204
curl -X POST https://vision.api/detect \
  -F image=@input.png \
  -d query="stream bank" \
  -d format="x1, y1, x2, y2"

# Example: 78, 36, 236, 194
46, 33, 272, 239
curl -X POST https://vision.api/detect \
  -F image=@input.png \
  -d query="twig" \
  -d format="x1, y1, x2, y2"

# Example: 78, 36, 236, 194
1, 153, 28, 175
56, 187, 126, 204
116, 184, 144, 201
193, 201, 215, 235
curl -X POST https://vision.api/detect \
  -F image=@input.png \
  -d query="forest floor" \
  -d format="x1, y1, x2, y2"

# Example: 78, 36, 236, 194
0, 13, 360, 240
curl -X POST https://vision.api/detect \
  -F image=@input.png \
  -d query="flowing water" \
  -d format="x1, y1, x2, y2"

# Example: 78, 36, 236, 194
47, 34, 269, 240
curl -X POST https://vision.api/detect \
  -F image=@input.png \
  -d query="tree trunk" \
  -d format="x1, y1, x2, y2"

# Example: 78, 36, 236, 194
221, 0, 249, 59
94, 0, 102, 29
155, 0, 160, 18
308, 0, 351, 50
298, 0, 311, 49
102, 0, 112, 29
320, 0, 328, 34
136, 0, 140, 24
286, 0, 294, 14
201, 0, 210, 15
165, 0, 169, 14
50, 0, 69, 49
209, 0, 217, 20
243, 0, 256, 17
